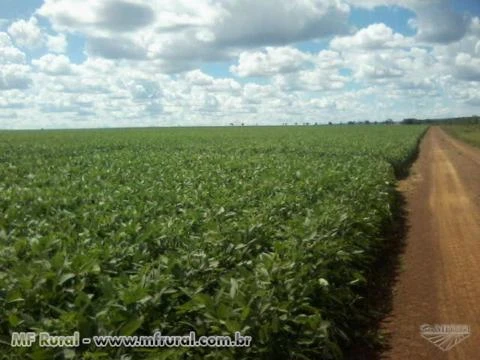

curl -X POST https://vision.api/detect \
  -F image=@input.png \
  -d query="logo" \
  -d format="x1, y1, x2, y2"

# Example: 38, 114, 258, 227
420, 324, 470, 351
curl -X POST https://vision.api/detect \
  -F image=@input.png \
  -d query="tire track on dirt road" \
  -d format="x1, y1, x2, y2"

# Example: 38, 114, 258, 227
382, 127, 480, 360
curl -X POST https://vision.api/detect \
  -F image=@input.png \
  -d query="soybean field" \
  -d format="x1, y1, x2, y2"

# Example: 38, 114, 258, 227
0, 125, 426, 359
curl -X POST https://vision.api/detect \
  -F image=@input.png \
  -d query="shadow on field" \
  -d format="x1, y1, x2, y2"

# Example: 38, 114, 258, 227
343, 190, 409, 359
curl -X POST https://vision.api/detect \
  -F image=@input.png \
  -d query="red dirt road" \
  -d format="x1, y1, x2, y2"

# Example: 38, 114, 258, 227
382, 127, 480, 359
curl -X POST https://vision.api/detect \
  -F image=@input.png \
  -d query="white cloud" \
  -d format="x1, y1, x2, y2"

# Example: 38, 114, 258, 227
330, 24, 443, 85
32, 54, 73, 75
0, 89, 28, 109
6, 16, 70, 55
331, 23, 411, 50
412, 2, 469, 44
242, 83, 279, 104
37, 0, 156, 34
0, 33, 26, 64
347, 0, 469, 44
454, 53, 480, 81
431, 17, 480, 82
355, 58, 404, 80
346, 0, 433, 9
0, 64, 31, 90
7, 17, 44, 49
230, 48, 346, 79
229, 46, 348, 93
0, 32, 31, 91
184, 69, 214, 86
297, 69, 348, 90
182, 70, 241, 93
274, 68, 348, 92
38, 0, 350, 67
47, 33, 67, 53
210, 0, 350, 47
315, 50, 344, 69
86, 36, 147, 60
344, 47, 438, 83
0, 0, 478, 129
231, 47, 311, 77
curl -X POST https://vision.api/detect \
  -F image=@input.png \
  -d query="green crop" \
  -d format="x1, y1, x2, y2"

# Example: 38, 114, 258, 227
0, 125, 426, 359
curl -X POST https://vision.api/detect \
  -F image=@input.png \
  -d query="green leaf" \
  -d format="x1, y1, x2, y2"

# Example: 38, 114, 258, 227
8, 313, 23, 327
318, 278, 329, 287
59, 273, 76, 285
229, 278, 239, 299
120, 316, 144, 336
63, 349, 76, 359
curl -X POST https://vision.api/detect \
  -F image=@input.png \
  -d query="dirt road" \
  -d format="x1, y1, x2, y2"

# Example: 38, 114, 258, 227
382, 127, 480, 359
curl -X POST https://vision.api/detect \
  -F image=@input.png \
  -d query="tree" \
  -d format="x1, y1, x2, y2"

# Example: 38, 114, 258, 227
402, 118, 419, 125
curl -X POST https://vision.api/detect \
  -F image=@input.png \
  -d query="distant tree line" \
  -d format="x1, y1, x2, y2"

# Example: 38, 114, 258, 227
227, 115, 479, 127
401, 115, 480, 125
343, 119, 395, 125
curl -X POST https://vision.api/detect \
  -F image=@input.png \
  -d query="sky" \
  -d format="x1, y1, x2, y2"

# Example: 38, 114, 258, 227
0, 0, 480, 129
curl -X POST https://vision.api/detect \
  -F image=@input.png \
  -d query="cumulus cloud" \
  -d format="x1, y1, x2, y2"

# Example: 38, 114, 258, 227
315, 50, 344, 69
431, 17, 480, 82
331, 23, 411, 50
184, 69, 214, 86
1, 0, 479, 129
86, 36, 147, 59
182, 70, 241, 93
32, 54, 73, 75
130, 82, 162, 101
7, 15, 70, 56
96, 1, 155, 32
47, 33, 67, 53
7, 17, 43, 49
346, 0, 430, 9
38, 0, 350, 65
343, 48, 436, 83
355, 59, 404, 80
0, 90, 28, 109
0, 32, 31, 91
212, 0, 350, 47
348, 0, 470, 44
230, 48, 346, 78
330, 23, 445, 86
0, 33, 26, 64
454, 53, 480, 81
37, 0, 155, 33
231, 47, 311, 77
274, 68, 348, 92
411, 3, 469, 44
242, 83, 279, 104
0, 64, 31, 90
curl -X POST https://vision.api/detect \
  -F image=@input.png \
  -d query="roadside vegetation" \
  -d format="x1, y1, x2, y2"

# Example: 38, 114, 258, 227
0, 125, 426, 359
442, 124, 480, 148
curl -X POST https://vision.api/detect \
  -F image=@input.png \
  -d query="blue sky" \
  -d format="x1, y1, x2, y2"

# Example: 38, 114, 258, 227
0, 0, 479, 129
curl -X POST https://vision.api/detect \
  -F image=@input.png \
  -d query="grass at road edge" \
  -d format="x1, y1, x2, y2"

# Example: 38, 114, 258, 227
442, 124, 480, 148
